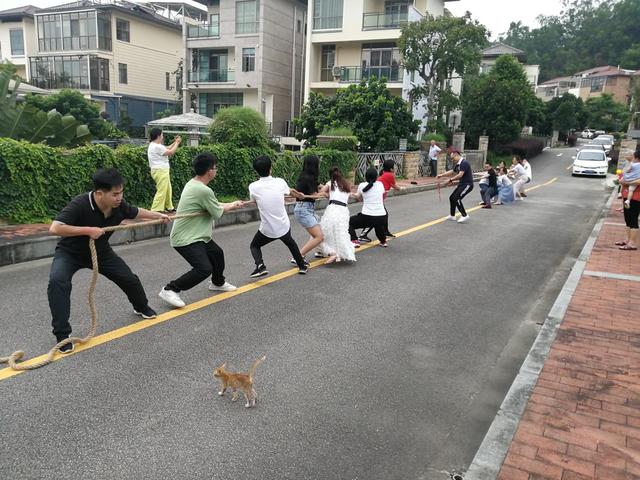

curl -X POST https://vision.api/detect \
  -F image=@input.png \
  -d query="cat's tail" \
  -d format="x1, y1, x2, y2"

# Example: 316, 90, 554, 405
248, 355, 266, 381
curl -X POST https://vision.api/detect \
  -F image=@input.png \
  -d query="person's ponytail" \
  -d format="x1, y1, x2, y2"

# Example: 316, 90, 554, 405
363, 167, 378, 192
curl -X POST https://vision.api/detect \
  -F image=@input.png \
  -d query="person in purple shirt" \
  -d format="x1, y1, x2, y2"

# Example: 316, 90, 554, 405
437, 148, 474, 223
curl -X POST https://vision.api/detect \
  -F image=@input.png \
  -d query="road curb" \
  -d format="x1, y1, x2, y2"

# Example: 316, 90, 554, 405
463, 186, 617, 480
0, 180, 447, 267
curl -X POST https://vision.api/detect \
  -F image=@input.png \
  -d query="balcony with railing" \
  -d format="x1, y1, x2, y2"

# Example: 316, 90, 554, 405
187, 22, 220, 39
188, 69, 235, 83
362, 11, 408, 30
337, 65, 402, 83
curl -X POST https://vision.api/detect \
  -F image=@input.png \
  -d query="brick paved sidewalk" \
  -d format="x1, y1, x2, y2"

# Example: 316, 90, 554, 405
497, 203, 640, 480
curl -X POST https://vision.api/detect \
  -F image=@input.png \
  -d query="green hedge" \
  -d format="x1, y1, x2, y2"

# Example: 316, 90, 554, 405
0, 139, 357, 224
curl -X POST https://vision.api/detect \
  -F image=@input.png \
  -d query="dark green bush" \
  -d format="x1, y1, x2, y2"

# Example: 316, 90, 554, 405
0, 138, 354, 223
326, 137, 358, 151
421, 132, 447, 142
209, 106, 269, 149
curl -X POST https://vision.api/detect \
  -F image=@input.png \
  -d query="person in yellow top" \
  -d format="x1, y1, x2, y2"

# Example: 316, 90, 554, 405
158, 152, 243, 308
147, 128, 181, 212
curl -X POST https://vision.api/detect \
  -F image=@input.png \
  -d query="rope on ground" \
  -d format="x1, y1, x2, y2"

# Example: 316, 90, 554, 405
0, 212, 204, 371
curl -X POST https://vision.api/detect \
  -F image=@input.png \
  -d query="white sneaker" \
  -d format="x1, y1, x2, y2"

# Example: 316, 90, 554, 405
208, 281, 237, 292
446, 215, 457, 221
457, 215, 469, 224
158, 287, 185, 308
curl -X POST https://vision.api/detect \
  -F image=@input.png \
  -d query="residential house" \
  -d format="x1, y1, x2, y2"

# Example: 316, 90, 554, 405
535, 75, 579, 102
303, 0, 460, 136
27, 0, 183, 127
185, 0, 307, 137
0, 5, 39, 81
574, 65, 636, 106
480, 42, 539, 88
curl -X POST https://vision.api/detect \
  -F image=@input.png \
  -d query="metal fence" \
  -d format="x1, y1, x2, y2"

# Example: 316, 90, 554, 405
356, 152, 404, 179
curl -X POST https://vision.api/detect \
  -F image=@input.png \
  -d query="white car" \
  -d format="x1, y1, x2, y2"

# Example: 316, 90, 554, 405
581, 129, 595, 139
587, 137, 613, 155
572, 149, 608, 177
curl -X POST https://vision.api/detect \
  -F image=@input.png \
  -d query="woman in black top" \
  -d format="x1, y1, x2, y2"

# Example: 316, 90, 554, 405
292, 155, 325, 264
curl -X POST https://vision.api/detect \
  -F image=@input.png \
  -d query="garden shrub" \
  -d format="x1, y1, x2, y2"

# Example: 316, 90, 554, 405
209, 107, 269, 149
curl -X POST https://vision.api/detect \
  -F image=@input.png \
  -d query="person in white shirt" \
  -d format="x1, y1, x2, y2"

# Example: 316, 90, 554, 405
348, 167, 389, 247
509, 156, 529, 200
521, 158, 533, 197
428, 140, 442, 177
147, 128, 181, 212
244, 155, 307, 278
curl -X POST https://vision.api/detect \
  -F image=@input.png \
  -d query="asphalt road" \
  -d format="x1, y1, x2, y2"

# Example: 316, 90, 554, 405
0, 147, 610, 480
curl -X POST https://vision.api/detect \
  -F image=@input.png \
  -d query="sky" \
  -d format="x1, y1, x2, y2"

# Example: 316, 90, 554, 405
1, 0, 560, 40
446, 0, 561, 39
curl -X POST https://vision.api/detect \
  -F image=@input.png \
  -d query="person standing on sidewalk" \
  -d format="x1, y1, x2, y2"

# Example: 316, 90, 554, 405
48, 168, 170, 353
437, 148, 474, 223
617, 150, 640, 251
158, 153, 244, 309
244, 155, 307, 278
148, 128, 181, 213
428, 140, 442, 177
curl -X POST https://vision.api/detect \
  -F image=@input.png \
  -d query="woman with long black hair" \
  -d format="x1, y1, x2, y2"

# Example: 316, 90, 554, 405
348, 167, 388, 247
292, 154, 324, 264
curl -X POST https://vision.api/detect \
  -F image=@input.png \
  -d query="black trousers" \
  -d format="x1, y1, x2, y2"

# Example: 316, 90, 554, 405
624, 199, 639, 229
349, 213, 386, 243
48, 248, 148, 339
429, 158, 437, 176
250, 229, 305, 268
166, 240, 226, 292
450, 183, 474, 217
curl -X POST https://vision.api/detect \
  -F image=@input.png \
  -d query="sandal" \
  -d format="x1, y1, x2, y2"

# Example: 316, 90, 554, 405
615, 240, 627, 246
619, 244, 638, 251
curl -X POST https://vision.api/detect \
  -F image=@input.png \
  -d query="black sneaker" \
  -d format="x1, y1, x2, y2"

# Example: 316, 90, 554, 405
298, 266, 308, 275
133, 305, 158, 319
57, 337, 74, 354
385, 232, 396, 238
290, 258, 310, 267
250, 264, 269, 278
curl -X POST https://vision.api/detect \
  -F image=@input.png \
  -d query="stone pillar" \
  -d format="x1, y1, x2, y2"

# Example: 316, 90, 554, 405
452, 132, 465, 152
402, 151, 420, 180
478, 136, 489, 154
551, 130, 559, 148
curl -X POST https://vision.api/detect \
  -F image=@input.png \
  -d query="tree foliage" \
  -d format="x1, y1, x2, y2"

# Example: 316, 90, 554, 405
295, 77, 419, 151
0, 71, 91, 147
461, 56, 537, 147
584, 93, 631, 132
208, 106, 270, 149
398, 12, 488, 132
25, 88, 110, 139
501, 0, 640, 82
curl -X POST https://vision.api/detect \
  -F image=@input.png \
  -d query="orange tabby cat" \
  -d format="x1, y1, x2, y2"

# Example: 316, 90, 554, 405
213, 356, 266, 408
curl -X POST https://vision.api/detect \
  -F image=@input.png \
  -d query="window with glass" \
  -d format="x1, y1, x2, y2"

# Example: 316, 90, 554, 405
242, 48, 255, 72
37, 12, 98, 52
199, 92, 243, 117
30, 55, 106, 90
320, 44, 335, 81
194, 49, 230, 81
590, 76, 605, 92
166, 72, 171, 90
236, 1, 259, 34
361, 43, 401, 81
119, 63, 127, 84
116, 19, 130, 42
9, 29, 24, 56
313, 0, 343, 30
97, 12, 112, 51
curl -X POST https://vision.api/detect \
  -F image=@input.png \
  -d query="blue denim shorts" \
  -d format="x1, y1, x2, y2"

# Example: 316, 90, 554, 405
294, 202, 319, 228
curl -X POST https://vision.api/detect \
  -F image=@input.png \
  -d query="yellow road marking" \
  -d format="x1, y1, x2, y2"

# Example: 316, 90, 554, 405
0, 176, 558, 382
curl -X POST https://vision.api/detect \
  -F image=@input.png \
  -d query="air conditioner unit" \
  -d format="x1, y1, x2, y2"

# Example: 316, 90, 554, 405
332, 65, 343, 79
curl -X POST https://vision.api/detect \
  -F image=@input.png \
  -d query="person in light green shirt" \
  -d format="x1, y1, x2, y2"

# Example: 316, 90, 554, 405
159, 152, 243, 309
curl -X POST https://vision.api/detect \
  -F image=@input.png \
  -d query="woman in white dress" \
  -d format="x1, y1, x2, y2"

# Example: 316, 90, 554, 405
318, 167, 356, 264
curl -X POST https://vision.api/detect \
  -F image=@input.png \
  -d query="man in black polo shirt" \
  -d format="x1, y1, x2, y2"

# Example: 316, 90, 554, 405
48, 168, 170, 353
437, 148, 474, 224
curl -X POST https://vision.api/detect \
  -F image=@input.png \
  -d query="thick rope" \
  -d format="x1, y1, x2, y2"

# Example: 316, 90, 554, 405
0, 212, 204, 371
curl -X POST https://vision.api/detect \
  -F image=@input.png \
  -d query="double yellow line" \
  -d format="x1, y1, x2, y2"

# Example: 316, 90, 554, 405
0, 177, 558, 382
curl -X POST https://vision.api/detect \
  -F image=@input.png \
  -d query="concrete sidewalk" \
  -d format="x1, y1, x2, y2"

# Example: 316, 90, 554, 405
0, 176, 441, 267
467, 195, 640, 480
